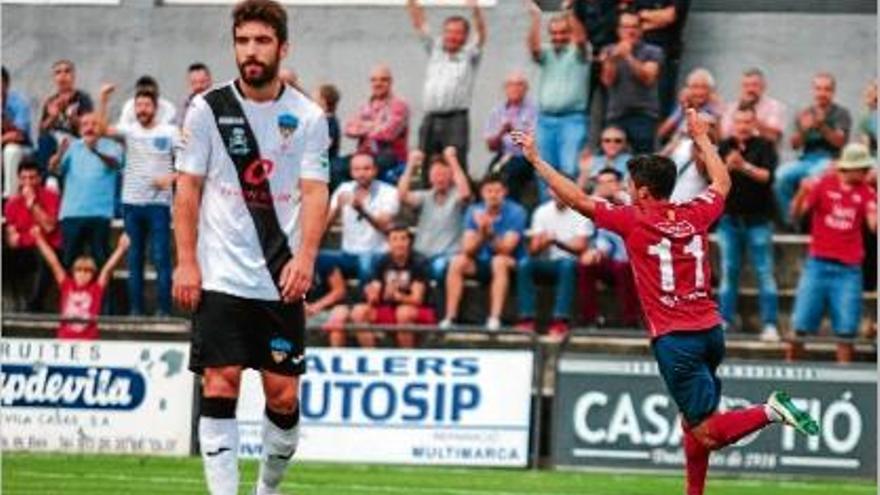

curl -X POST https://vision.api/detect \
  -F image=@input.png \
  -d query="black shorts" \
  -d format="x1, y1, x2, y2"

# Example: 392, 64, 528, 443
189, 290, 306, 376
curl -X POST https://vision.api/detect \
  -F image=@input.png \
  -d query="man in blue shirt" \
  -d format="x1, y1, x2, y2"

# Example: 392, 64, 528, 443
527, 2, 590, 202
2, 67, 33, 198
440, 173, 526, 331
49, 112, 123, 268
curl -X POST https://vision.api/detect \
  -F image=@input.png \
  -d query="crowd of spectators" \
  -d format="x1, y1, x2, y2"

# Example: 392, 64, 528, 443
1, 0, 876, 362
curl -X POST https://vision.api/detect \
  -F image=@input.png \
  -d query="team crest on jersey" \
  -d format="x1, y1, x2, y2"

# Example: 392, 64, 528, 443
270, 337, 294, 363
229, 127, 250, 156
277, 113, 299, 153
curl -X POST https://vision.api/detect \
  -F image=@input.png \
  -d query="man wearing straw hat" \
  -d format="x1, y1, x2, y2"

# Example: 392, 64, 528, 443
788, 142, 877, 363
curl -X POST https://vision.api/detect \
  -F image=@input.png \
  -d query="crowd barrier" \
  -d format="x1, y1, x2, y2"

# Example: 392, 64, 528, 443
1, 316, 876, 480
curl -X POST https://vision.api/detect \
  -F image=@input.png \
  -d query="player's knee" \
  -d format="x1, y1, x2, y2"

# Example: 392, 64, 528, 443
690, 422, 720, 450
449, 255, 466, 273
264, 381, 299, 414
202, 366, 242, 398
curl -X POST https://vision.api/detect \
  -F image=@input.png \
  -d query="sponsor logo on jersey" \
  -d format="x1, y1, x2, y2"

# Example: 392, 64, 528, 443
243, 158, 276, 186
270, 337, 294, 364
218, 116, 246, 125
229, 127, 250, 156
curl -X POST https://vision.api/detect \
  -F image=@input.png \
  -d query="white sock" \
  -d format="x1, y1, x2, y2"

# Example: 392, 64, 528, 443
199, 417, 240, 495
256, 411, 300, 495
765, 404, 782, 422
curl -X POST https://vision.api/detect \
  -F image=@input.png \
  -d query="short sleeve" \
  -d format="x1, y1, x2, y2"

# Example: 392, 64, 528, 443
411, 255, 429, 283
409, 190, 428, 207
536, 47, 550, 65
593, 201, 638, 237
464, 205, 479, 232
529, 207, 544, 233
175, 96, 213, 176
59, 146, 73, 176
508, 204, 527, 233
576, 214, 595, 238
329, 183, 348, 212
687, 188, 726, 229
370, 256, 388, 283
377, 186, 400, 216
300, 112, 331, 183
836, 107, 853, 137
466, 42, 482, 65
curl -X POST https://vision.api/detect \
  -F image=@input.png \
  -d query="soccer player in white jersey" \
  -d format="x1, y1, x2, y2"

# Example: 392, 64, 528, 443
172, 1, 330, 493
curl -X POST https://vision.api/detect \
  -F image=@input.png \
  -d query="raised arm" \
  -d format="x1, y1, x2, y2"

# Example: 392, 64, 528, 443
526, 0, 543, 62
511, 131, 597, 218
406, 0, 429, 37
398, 150, 425, 207
443, 146, 473, 203
469, 0, 487, 48
172, 172, 204, 311
96, 83, 117, 135
687, 109, 731, 197
31, 227, 66, 286
98, 234, 130, 288
638, 5, 676, 31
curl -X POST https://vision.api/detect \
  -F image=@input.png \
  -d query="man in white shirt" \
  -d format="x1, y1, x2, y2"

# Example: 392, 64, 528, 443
322, 152, 399, 288
516, 189, 591, 337
172, 1, 330, 494
98, 83, 179, 316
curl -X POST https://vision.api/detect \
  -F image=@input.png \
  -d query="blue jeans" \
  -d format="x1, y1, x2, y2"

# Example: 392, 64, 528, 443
318, 250, 378, 289
773, 152, 831, 224
792, 257, 863, 337
516, 257, 577, 320
536, 112, 588, 202
609, 113, 657, 154
123, 204, 172, 315
715, 216, 778, 326
60, 217, 111, 268
652, 326, 725, 426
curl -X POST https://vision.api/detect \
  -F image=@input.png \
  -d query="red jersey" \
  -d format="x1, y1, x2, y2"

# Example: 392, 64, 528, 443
57, 278, 104, 340
594, 189, 725, 338
806, 173, 876, 266
3, 188, 62, 249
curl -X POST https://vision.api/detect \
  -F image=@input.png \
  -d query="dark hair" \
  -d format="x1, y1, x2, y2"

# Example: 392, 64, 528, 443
318, 84, 340, 113
596, 167, 623, 181
387, 223, 413, 239
135, 75, 159, 93
134, 89, 158, 105
626, 155, 677, 200
1, 66, 8, 85
188, 62, 211, 74
428, 154, 448, 167
444, 15, 470, 33
480, 172, 506, 190
232, 0, 288, 44
17, 157, 40, 175
735, 102, 757, 114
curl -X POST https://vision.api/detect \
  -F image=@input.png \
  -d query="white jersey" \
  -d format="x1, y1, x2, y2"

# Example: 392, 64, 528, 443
529, 201, 593, 260
176, 81, 330, 300
118, 97, 177, 128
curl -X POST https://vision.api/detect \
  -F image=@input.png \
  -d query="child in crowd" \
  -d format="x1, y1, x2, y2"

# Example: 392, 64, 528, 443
32, 226, 129, 339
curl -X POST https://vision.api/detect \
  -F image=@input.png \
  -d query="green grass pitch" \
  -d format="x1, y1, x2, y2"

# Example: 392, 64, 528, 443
3, 453, 875, 495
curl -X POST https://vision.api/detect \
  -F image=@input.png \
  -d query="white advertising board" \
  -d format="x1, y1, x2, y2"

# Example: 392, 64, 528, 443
238, 348, 533, 467
1, 338, 193, 456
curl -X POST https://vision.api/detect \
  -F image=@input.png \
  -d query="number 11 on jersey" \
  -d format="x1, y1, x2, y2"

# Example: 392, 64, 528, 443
648, 235, 705, 293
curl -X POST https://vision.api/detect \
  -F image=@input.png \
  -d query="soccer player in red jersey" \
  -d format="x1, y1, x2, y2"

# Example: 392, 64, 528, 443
512, 110, 819, 495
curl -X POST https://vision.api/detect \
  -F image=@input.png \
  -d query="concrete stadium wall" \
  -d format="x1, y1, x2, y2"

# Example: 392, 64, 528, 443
2, 2, 876, 172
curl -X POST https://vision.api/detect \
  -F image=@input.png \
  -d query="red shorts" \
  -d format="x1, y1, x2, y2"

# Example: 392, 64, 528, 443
374, 305, 437, 325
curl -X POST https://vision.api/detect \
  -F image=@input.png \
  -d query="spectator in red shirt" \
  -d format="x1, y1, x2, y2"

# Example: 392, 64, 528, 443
350, 225, 435, 348
32, 227, 129, 340
788, 143, 877, 363
3, 158, 61, 311
344, 65, 410, 184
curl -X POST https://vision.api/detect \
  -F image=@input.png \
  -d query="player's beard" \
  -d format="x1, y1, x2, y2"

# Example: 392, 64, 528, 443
238, 55, 280, 89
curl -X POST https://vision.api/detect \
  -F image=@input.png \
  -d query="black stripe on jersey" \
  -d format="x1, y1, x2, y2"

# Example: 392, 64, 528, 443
204, 84, 292, 285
